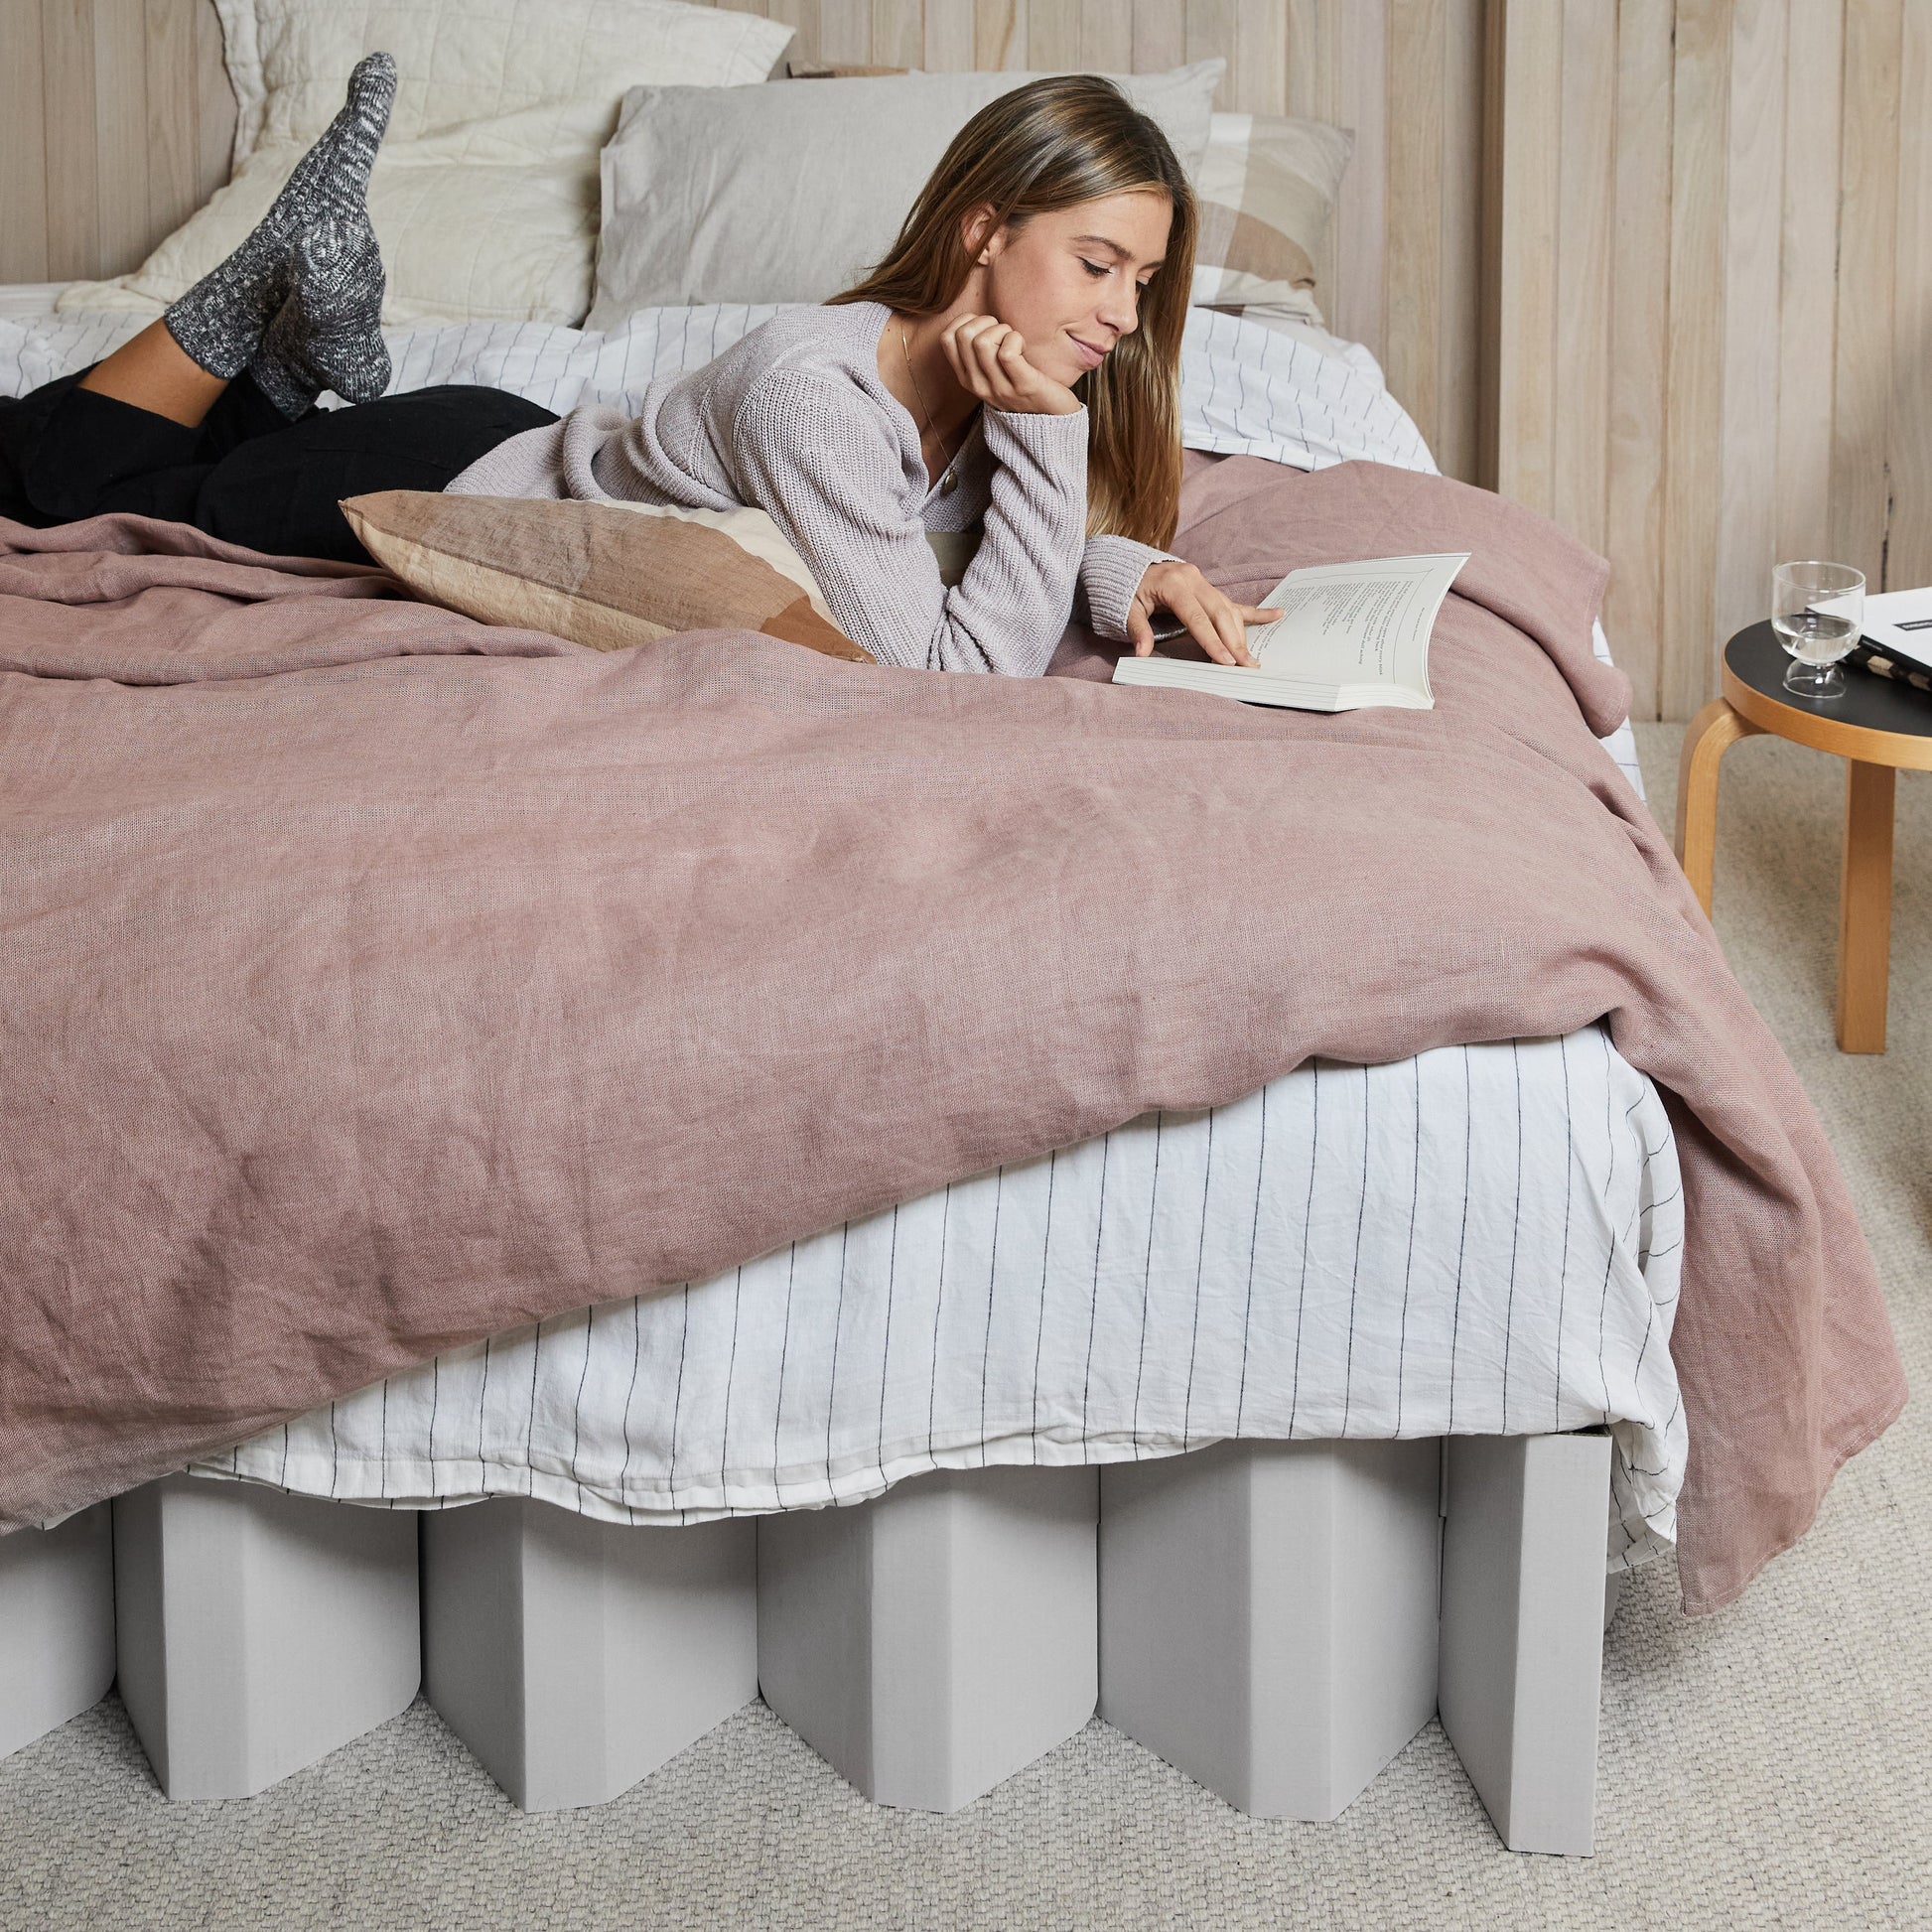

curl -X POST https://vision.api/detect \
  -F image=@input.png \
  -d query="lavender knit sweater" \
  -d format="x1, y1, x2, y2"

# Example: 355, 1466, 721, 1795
445, 301, 1170, 675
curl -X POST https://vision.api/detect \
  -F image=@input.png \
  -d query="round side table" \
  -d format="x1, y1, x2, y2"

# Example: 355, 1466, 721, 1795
1675, 621, 1932, 1053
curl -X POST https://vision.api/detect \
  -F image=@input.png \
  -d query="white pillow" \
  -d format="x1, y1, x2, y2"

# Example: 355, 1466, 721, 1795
587, 63, 1224, 329
56, 0, 795, 329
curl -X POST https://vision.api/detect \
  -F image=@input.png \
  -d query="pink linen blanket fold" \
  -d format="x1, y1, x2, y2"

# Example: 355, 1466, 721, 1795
0, 464, 1904, 1614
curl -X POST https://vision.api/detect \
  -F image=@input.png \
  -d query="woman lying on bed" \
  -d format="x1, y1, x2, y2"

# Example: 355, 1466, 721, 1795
0, 62, 1269, 675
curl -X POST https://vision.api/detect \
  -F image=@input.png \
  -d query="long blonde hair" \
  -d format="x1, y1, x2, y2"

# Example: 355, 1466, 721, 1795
829, 75, 1196, 549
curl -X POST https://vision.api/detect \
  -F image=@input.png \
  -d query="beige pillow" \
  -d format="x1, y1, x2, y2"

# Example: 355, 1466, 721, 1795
57, 0, 794, 329
1188, 111, 1354, 313
342, 490, 873, 661
587, 63, 1224, 328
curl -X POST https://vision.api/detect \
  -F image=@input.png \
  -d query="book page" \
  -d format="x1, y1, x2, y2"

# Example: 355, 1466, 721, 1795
1249, 553, 1467, 692
1112, 552, 1467, 710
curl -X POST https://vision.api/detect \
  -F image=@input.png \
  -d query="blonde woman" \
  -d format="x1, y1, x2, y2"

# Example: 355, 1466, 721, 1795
458, 74, 1269, 671
4, 72, 1268, 672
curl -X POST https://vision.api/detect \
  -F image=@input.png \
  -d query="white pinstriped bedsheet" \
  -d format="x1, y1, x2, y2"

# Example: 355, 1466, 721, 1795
1, 294, 1674, 1557
202, 1030, 1685, 1567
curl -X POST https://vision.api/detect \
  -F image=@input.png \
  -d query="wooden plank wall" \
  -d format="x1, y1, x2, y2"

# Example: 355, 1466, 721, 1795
0, 0, 1487, 483
1488, 0, 1932, 720
0, 0, 235, 284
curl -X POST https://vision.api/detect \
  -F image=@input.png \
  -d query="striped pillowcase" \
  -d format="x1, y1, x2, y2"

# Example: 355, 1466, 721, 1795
1188, 111, 1354, 321
340, 491, 872, 661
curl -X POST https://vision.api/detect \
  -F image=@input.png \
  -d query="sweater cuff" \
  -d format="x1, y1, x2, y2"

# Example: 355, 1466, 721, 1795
980, 401, 1090, 471
1080, 534, 1173, 642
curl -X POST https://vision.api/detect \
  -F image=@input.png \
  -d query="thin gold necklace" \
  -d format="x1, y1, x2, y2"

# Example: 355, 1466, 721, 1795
900, 322, 963, 495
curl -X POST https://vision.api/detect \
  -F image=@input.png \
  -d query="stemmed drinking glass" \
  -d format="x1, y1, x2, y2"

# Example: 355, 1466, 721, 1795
1771, 561, 1863, 699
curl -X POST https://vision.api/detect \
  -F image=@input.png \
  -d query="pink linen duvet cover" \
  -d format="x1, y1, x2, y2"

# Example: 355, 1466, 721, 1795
0, 460, 1903, 1613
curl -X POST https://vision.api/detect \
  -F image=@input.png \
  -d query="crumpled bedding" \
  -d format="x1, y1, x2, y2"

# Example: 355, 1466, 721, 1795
0, 458, 1904, 1612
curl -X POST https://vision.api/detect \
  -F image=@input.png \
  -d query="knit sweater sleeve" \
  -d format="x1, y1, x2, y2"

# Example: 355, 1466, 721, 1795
1079, 533, 1173, 642
731, 370, 1090, 676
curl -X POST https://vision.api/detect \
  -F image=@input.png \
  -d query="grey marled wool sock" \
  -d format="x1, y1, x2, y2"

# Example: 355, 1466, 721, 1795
164, 51, 396, 379
249, 218, 392, 418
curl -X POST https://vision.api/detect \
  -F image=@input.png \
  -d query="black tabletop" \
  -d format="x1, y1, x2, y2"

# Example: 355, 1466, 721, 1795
1726, 621, 1932, 740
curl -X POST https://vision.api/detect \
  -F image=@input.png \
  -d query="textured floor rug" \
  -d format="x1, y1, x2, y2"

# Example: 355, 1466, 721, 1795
2, 722, 1927, 1931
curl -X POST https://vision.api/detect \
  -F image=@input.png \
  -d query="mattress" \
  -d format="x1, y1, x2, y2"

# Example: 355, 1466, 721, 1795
0, 292, 1676, 1560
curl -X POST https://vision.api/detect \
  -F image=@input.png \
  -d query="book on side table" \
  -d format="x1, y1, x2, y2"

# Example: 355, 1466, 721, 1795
1112, 551, 1468, 712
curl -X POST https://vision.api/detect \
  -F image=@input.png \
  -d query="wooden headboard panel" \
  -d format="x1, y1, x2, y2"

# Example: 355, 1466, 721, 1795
0, 0, 1487, 489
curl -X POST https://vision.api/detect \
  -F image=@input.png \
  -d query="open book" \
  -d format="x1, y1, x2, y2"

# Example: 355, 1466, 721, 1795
1111, 552, 1469, 711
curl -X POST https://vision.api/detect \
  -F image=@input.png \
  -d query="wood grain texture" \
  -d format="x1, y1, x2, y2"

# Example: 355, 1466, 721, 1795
820, 0, 873, 63
1432, 0, 1481, 485
871, 0, 923, 68
41, 0, 101, 282
1829, 0, 1902, 586
194, 0, 233, 190
1552, 0, 1613, 558
1076, 0, 1131, 72
1837, 759, 1895, 1053
1385, 0, 1445, 447
1486, 0, 1561, 515
147, 0, 207, 245
922, 0, 973, 67
1132, 0, 1184, 72
92, 0, 151, 274
974, 0, 1027, 69
0, 0, 52, 281
765, 0, 822, 68
1674, 698, 1764, 913
1773, 0, 1842, 569
1181, 0, 1233, 103
1027, 0, 1080, 68
1710, 0, 1788, 662
1230, 0, 1287, 114
1602, 0, 1674, 721
1887, 0, 1932, 590
1660, 0, 1731, 723
1328, 0, 1386, 353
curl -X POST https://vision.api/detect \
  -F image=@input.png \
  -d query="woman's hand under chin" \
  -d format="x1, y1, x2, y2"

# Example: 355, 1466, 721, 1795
941, 314, 1084, 416
1127, 561, 1275, 668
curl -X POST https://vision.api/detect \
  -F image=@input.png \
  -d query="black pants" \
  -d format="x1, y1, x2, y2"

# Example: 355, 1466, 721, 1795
0, 371, 557, 564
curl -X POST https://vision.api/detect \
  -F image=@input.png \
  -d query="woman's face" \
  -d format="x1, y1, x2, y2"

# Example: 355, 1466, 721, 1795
975, 190, 1174, 388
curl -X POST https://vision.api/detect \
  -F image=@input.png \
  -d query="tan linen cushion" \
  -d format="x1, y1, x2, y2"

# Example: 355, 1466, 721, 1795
342, 491, 873, 660
56, 0, 794, 328
587, 63, 1223, 327
1188, 110, 1355, 315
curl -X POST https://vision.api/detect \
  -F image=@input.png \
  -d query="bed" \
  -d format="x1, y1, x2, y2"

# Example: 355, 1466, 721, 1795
0, 20, 1901, 1866
0, 287, 1681, 1850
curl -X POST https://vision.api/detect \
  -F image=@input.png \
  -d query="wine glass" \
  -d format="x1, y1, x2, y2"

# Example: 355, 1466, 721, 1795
1771, 561, 1863, 699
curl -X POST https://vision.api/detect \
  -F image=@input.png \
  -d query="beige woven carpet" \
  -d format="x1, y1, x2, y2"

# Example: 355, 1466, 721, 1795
2, 724, 1927, 1931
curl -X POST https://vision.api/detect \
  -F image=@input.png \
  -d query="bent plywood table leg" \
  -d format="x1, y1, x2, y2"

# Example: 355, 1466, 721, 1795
1675, 699, 1762, 915
1837, 759, 1896, 1053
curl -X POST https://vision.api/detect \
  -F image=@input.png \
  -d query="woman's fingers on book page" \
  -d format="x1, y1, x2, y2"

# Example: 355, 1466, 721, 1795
1167, 567, 1260, 666
1176, 595, 1247, 664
